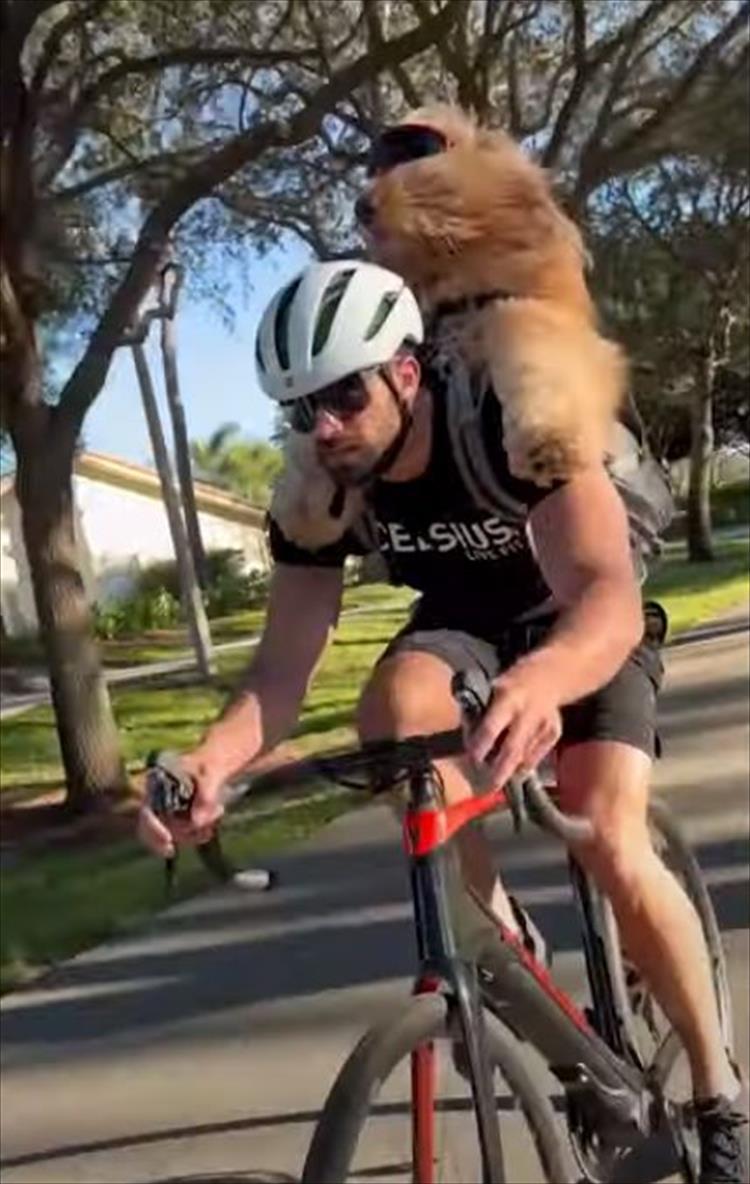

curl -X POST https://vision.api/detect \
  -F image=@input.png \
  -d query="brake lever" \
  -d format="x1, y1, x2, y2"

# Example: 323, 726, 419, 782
145, 752, 276, 895
451, 670, 525, 833
146, 750, 237, 895
505, 778, 527, 834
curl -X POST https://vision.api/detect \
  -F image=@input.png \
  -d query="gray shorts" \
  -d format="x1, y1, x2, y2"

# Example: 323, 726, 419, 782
381, 619, 663, 759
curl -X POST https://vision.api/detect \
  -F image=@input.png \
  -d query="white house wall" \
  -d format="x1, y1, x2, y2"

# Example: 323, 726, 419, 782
1, 473, 269, 638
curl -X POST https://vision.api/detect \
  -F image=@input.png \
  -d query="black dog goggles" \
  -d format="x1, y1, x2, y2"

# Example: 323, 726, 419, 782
281, 372, 373, 434
366, 124, 448, 176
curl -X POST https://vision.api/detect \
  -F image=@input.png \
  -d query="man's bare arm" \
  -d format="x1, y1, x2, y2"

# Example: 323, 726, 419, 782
192, 563, 344, 783
522, 466, 643, 705
138, 562, 344, 854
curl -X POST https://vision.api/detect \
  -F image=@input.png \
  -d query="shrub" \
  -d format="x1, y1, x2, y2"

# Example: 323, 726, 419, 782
712, 482, 749, 526
93, 588, 181, 639
201, 549, 256, 617
137, 558, 181, 600
93, 551, 271, 636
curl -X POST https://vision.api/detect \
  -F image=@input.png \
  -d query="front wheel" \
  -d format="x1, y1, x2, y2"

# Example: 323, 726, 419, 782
302, 991, 574, 1184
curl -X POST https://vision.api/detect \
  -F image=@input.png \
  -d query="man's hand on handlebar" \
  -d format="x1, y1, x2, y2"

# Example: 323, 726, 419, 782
137, 750, 226, 859
463, 661, 563, 790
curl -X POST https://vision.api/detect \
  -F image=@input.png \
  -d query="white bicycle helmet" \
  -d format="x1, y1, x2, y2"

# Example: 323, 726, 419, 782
255, 259, 424, 402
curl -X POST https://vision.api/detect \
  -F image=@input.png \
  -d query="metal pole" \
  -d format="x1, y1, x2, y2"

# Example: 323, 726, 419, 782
158, 264, 208, 587
131, 341, 215, 679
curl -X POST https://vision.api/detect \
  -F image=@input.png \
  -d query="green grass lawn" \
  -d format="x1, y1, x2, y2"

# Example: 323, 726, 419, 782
645, 534, 750, 636
1, 582, 414, 670
0, 790, 361, 994
0, 535, 747, 993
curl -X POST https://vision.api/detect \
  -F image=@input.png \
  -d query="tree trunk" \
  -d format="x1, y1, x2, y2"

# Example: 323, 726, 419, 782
131, 342, 215, 678
160, 308, 207, 587
687, 354, 715, 562
16, 435, 128, 813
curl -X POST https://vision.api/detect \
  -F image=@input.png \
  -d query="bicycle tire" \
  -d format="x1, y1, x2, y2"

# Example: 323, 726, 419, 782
301, 991, 574, 1184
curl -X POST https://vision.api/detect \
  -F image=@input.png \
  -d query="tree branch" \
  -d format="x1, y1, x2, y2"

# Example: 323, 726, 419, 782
30, 0, 108, 99
577, 12, 655, 181
583, 0, 750, 195
506, 36, 523, 138
217, 190, 332, 257
37, 43, 323, 190
258, 0, 295, 53
54, 0, 459, 440
541, 0, 588, 167
47, 143, 221, 202
585, 0, 666, 74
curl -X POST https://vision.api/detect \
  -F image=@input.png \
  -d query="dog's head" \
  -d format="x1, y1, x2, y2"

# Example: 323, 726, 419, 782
358, 105, 590, 312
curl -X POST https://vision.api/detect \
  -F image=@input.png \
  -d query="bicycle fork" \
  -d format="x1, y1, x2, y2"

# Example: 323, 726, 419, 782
407, 767, 507, 1184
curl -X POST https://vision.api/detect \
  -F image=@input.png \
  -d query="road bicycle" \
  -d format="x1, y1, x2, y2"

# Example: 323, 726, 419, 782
147, 663, 733, 1184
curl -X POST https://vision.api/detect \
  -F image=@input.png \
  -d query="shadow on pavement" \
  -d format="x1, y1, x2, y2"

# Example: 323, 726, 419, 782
1, 817, 747, 1059
151, 1174, 297, 1183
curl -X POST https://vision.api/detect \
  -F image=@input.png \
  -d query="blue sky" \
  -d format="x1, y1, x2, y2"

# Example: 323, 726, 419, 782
84, 237, 312, 465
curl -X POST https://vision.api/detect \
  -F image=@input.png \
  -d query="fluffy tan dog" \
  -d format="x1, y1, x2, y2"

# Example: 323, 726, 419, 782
361, 104, 626, 484
270, 104, 626, 549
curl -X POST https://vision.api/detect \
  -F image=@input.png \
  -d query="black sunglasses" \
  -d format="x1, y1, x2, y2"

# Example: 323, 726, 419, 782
366, 124, 448, 177
282, 373, 373, 434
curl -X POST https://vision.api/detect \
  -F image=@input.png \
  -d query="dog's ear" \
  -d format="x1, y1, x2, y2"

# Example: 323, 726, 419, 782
399, 103, 477, 147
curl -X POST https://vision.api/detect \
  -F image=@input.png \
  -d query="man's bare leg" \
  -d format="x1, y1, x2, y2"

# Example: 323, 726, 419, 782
357, 649, 519, 931
558, 739, 737, 1100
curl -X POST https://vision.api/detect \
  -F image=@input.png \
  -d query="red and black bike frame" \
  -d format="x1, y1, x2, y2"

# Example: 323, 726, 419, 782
401, 759, 651, 1184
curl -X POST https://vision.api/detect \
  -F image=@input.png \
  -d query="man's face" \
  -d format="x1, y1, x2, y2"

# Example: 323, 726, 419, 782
309, 354, 420, 485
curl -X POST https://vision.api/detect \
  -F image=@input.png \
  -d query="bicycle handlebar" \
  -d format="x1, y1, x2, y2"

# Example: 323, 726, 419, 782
451, 668, 594, 844
146, 669, 593, 846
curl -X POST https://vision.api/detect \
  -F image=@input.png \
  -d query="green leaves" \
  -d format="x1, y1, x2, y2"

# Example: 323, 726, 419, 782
190, 423, 283, 506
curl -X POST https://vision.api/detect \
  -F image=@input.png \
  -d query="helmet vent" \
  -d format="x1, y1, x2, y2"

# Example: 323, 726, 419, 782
312, 269, 356, 356
364, 290, 401, 341
274, 276, 302, 371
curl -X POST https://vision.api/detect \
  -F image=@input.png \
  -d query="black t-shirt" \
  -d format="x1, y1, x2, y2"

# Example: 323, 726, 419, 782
269, 391, 560, 641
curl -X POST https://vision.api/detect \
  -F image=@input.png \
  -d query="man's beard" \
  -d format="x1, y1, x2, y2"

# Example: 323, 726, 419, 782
317, 444, 382, 487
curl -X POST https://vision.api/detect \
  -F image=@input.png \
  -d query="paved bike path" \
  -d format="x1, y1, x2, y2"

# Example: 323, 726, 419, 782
1, 621, 748, 1183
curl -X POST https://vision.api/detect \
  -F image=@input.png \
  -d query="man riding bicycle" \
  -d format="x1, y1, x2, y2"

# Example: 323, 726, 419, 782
138, 259, 745, 1183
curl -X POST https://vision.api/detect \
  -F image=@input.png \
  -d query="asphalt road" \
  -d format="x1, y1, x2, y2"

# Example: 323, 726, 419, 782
1, 618, 748, 1184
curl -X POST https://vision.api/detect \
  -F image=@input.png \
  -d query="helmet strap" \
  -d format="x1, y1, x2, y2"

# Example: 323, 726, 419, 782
326, 367, 415, 518
365, 368, 414, 480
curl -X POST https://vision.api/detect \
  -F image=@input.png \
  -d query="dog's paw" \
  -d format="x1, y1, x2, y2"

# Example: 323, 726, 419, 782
507, 429, 585, 485
270, 433, 363, 548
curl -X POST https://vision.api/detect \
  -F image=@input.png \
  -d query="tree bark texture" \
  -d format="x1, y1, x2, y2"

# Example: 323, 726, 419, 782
15, 425, 128, 811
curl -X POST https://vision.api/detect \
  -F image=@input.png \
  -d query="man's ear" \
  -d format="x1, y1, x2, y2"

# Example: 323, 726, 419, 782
399, 351, 422, 399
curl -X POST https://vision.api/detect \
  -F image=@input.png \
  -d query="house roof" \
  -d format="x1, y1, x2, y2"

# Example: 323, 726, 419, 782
1, 451, 268, 529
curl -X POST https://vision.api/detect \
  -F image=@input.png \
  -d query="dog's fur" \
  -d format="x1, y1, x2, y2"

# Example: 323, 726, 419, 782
270, 104, 626, 548
364, 104, 626, 484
